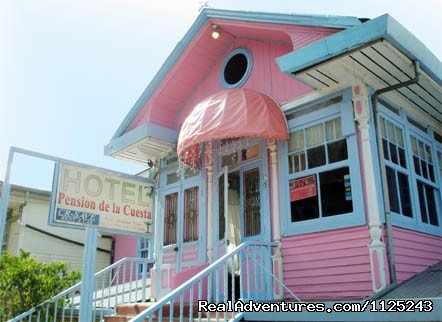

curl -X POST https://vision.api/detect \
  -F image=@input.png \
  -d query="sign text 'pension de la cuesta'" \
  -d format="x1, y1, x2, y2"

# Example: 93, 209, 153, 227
50, 163, 153, 235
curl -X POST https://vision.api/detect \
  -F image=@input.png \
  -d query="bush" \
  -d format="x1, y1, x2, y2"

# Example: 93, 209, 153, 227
0, 249, 81, 321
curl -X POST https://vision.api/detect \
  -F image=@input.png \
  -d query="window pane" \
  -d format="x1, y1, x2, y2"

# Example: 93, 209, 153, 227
417, 182, 428, 223
288, 130, 304, 152
425, 185, 439, 226
242, 144, 259, 160
222, 152, 238, 167
307, 145, 326, 168
397, 172, 413, 218
164, 192, 178, 245
327, 139, 348, 163
418, 141, 426, 160
184, 167, 200, 179
398, 147, 407, 168
290, 175, 319, 222
414, 156, 421, 176
380, 118, 386, 138
386, 167, 400, 214
325, 118, 342, 141
167, 172, 180, 185
183, 187, 199, 242
421, 160, 428, 179
395, 126, 404, 147
320, 167, 353, 217
411, 136, 418, 155
425, 145, 432, 163
428, 164, 435, 182
389, 143, 398, 165
289, 151, 306, 173
387, 121, 395, 143
306, 124, 324, 147
382, 139, 390, 160
243, 168, 261, 237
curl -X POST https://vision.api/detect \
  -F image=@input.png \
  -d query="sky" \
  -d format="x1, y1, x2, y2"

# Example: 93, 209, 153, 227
0, 0, 441, 190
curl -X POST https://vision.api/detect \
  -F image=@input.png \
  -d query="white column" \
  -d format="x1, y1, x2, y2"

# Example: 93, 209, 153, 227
205, 143, 214, 263
352, 83, 387, 292
268, 139, 284, 300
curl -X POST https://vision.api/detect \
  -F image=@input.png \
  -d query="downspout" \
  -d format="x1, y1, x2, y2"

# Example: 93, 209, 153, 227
371, 60, 420, 285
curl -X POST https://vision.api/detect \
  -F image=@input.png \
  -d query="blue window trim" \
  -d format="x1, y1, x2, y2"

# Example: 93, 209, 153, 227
136, 237, 151, 276
378, 103, 442, 237
219, 47, 253, 89
279, 90, 366, 236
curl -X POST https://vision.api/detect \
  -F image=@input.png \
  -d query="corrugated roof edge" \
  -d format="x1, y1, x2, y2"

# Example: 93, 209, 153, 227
368, 260, 442, 300
108, 8, 361, 142
277, 14, 442, 86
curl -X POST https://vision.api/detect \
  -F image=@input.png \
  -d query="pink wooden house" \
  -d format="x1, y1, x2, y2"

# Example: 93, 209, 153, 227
105, 8, 442, 304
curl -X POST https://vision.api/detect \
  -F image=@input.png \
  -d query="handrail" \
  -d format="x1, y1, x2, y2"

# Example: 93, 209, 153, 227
8, 257, 153, 322
129, 241, 291, 322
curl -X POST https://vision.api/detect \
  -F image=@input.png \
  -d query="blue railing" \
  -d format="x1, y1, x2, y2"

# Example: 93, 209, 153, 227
128, 241, 299, 322
8, 257, 153, 322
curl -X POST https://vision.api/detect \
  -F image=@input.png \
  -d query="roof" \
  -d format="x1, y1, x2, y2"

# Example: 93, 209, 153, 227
371, 261, 442, 300
277, 14, 441, 84
109, 8, 361, 141
277, 14, 442, 132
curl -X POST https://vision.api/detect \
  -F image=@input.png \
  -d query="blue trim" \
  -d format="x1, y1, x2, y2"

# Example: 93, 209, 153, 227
279, 91, 366, 236
277, 14, 442, 85
105, 123, 178, 156
220, 47, 253, 89
110, 9, 360, 141
377, 103, 442, 236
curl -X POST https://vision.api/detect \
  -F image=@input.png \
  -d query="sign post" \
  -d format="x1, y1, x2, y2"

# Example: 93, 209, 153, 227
79, 226, 98, 322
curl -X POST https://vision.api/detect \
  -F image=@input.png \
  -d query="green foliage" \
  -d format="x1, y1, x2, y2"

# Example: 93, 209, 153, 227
0, 249, 81, 321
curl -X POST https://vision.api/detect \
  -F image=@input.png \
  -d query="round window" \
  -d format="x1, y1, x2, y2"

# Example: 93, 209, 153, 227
220, 48, 252, 88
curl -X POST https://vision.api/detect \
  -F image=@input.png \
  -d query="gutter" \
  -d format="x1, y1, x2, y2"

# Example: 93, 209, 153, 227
371, 60, 420, 285
25, 224, 111, 254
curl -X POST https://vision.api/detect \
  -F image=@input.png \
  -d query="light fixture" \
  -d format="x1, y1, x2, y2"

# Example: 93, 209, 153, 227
211, 24, 220, 40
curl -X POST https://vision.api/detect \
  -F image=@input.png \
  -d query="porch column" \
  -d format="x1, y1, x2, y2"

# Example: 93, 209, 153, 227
352, 83, 387, 292
205, 143, 214, 262
268, 139, 284, 300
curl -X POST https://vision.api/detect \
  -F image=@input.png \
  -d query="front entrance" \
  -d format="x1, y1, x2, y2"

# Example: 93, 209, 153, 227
215, 141, 272, 299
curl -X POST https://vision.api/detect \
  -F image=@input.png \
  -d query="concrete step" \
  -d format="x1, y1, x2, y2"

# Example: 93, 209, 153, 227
105, 302, 232, 322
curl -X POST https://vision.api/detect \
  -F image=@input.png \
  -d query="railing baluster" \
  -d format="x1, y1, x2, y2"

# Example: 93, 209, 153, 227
100, 272, 105, 321
198, 281, 202, 322
253, 247, 258, 300
129, 260, 134, 302
169, 298, 174, 322
122, 261, 127, 303
45, 302, 49, 322
215, 266, 219, 322
158, 306, 163, 322
61, 294, 66, 322
246, 252, 250, 301
223, 262, 227, 322
189, 284, 194, 322
179, 293, 184, 322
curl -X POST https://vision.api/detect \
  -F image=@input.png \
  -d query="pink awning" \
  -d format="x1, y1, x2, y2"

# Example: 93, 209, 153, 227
177, 88, 288, 167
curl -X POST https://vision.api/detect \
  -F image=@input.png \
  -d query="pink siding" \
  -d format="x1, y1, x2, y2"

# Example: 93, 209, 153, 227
281, 226, 373, 301
127, 21, 338, 133
175, 38, 312, 128
392, 226, 442, 283
113, 234, 137, 262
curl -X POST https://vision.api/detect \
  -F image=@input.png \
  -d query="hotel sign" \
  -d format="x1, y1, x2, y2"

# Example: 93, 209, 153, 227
49, 163, 153, 235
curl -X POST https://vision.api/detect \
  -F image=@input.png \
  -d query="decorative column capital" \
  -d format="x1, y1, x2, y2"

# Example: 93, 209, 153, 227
352, 83, 371, 125
204, 142, 213, 166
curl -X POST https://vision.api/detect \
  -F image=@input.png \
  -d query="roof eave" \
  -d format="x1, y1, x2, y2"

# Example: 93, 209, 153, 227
276, 14, 442, 85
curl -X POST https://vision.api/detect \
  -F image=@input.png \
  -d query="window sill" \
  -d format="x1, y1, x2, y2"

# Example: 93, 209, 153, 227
391, 213, 442, 237
281, 212, 366, 236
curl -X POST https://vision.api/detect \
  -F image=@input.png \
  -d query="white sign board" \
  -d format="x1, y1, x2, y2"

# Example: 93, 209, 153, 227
49, 162, 153, 235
